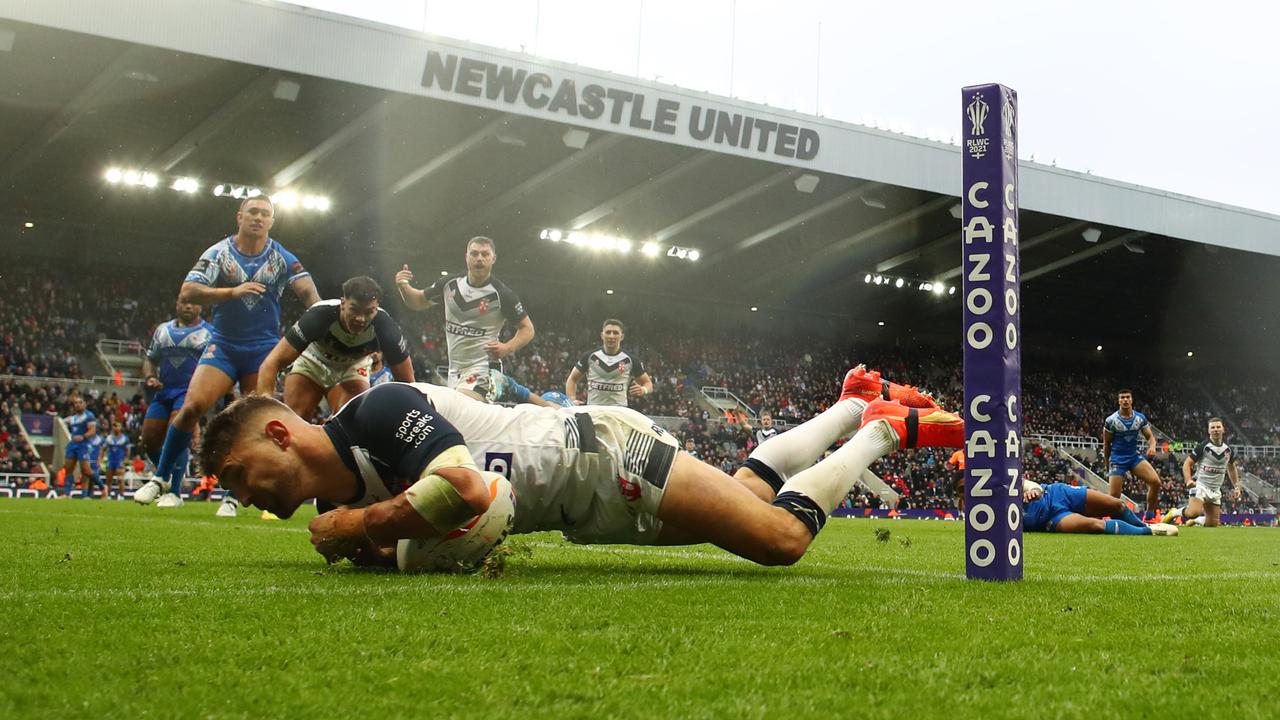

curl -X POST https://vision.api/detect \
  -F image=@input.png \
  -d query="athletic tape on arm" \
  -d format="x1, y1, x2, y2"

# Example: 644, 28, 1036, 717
404, 444, 480, 532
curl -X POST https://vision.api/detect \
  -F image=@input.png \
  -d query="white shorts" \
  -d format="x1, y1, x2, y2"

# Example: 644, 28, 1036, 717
449, 364, 496, 402
289, 350, 372, 390
557, 406, 679, 546
1193, 481, 1223, 506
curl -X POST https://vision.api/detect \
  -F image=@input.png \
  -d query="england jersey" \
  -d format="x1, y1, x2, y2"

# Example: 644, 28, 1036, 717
1104, 411, 1149, 462
755, 426, 780, 446
147, 319, 213, 388
575, 349, 645, 406
283, 299, 410, 368
1189, 440, 1235, 491
423, 275, 527, 379
184, 237, 310, 349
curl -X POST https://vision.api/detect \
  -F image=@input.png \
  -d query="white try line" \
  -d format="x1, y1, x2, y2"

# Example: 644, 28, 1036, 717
0, 506, 307, 534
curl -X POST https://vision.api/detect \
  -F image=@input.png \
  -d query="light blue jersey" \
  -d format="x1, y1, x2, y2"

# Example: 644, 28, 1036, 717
1105, 410, 1150, 475
185, 237, 309, 349
147, 319, 213, 389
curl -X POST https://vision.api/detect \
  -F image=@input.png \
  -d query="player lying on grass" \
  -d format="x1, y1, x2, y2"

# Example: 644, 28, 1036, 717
1017, 480, 1179, 536
199, 367, 959, 568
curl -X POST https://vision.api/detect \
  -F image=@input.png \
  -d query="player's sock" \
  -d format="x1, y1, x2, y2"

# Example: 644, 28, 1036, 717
744, 398, 866, 493
771, 417, 895, 535
1117, 505, 1147, 528
1104, 519, 1152, 535
167, 446, 191, 495
154, 426, 194, 494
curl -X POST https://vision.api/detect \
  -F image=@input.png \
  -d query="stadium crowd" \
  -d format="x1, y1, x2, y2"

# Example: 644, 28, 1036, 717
1, 259, 1277, 516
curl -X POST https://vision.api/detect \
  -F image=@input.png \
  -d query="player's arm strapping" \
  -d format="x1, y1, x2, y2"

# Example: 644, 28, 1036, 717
363, 447, 489, 545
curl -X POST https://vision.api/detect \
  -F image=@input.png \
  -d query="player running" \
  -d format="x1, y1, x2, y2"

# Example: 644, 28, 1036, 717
1101, 389, 1162, 521
255, 276, 414, 419
198, 366, 963, 569
1164, 417, 1241, 527
565, 318, 652, 406
394, 236, 534, 402
134, 196, 319, 515
137, 299, 212, 505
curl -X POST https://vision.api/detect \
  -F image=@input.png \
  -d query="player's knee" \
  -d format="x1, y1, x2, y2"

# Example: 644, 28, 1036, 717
756, 515, 812, 566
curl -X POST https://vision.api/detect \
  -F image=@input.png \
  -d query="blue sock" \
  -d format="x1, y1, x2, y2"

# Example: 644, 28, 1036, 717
155, 426, 194, 495
146, 448, 161, 466
1118, 506, 1146, 527
168, 447, 191, 496
63, 472, 74, 495
1104, 519, 1152, 535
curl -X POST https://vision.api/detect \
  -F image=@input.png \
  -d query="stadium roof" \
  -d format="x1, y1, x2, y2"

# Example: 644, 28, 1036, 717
2, 0, 1277, 362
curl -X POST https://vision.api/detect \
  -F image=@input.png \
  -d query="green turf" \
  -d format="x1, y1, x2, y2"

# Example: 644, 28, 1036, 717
1, 499, 1277, 719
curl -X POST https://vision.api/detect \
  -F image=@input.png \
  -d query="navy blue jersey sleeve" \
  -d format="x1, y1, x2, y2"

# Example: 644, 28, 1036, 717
283, 302, 338, 351
494, 279, 528, 323
424, 277, 450, 304
347, 383, 467, 480
372, 309, 411, 365
631, 355, 646, 377
575, 353, 592, 373
1188, 443, 1202, 462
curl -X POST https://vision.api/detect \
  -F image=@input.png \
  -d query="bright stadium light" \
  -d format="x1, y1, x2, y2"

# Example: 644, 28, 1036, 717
1187, 351, 1194, 357
440, 270, 449, 276
550, 229, 563, 242
878, 321, 885, 326
23, 221, 34, 228
171, 177, 199, 193
687, 249, 700, 261
141, 172, 158, 188
1096, 345, 1103, 351
105, 167, 123, 184
605, 289, 614, 295
948, 286, 956, 295
641, 241, 660, 257
932, 282, 945, 295
895, 277, 904, 288
864, 274, 872, 284
213, 184, 226, 197
922, 282, 933, 292
750, 306, 758, 312
273, 190, 298, 209
616, 238, 632, 254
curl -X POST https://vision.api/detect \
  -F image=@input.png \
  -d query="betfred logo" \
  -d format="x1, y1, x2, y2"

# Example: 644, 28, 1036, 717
617, 475, 641, 502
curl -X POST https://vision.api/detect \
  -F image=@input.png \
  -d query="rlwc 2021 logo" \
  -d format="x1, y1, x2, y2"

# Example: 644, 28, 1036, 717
965, 92, 991, 160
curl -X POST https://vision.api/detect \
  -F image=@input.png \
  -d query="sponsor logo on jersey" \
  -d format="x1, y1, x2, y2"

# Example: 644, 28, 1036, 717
589, 381, 626, 393
445, 321, 488, 338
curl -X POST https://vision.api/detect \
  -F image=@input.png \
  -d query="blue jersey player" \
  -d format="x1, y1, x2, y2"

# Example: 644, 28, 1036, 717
1020, 481, 1177, 536
1101, 389, 1162, 521
139, 299, 211, 491
60, 394, 97, 497
103, 421, 132, 499
135, 196, 319, 513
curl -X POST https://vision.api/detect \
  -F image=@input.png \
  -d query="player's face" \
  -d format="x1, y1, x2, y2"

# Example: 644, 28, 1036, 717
72, 397, 85, 412
1208, 421, 1224, 444
465, 242, 494, 276
236, 199, 274, 240
112, 422, 122, 434
1117, 393, 1132, 411
601, 324, 623, 352
340, 297, 379, 334
217, 426, 305, 519
370, 351, 384, 371
761, 414, 773, 428
175, 300, 201, 324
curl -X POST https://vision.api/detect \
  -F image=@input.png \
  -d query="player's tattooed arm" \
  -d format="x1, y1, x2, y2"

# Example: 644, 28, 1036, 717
290, 275, 321, 308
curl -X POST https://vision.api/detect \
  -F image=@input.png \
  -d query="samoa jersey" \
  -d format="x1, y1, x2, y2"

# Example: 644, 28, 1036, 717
424, 275, 527, 376
65, 410, 96, 439
575, 349, 645, 406
105, 434, 130, 465
1189, 440, 1235, 490
185, 237, 310, 348
147, 320, 213, 388
283, 300, 410, 367
1104, 411, 1149, 460
86, 434, 104, 467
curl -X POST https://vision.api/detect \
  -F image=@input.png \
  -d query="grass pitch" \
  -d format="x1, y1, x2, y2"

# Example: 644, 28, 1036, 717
1, 499, 1277, 720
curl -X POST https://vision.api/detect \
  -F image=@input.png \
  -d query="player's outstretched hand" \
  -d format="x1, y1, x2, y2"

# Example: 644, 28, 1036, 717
629, 382, 648, 398
231, 281, 267, 299
1022, 482, 1044, 504
1146, 447, 1156, 458
308, 508, 367, 564
1234, 486, 1243, 501
395, 264, 414, 287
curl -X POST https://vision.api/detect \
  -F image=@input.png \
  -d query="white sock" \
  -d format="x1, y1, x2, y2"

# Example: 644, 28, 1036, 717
776, 418, 897, 515
746, 398, 865, 486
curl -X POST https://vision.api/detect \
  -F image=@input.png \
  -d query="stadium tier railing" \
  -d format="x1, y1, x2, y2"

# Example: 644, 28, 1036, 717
0, 372, 144, 391
1026, 433, 1099, 449
699, 386, 757, 420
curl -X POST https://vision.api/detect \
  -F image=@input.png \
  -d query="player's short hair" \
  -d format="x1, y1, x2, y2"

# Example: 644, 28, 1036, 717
1208, 417, 1223, 426
1117, 388, 1133, 397
342, 276, 383, 304
602, 318, 625, 332
198, 394, 291, 479
238, 195, 273, 212
467, 236, 496, 252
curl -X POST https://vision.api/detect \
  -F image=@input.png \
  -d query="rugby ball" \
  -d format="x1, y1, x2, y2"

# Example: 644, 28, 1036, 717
396, 473, 516, 573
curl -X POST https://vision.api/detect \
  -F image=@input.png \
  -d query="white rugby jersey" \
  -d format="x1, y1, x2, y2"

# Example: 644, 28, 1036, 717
1188, 440, 1235, 490
575, 349, 645, 406
424, 275, 527, 378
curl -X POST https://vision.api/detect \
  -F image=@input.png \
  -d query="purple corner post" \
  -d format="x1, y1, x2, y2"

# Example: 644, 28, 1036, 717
961, 84, 1023, 581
